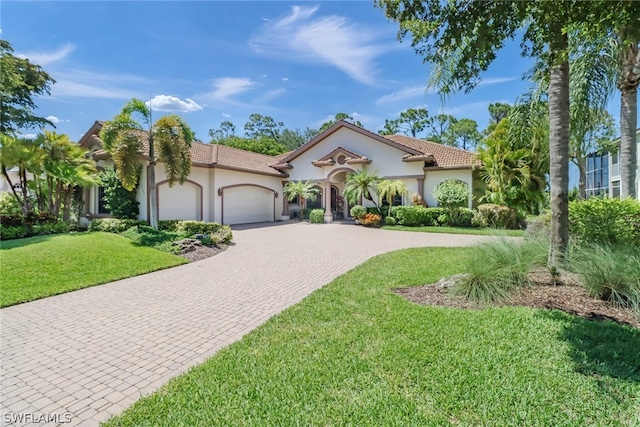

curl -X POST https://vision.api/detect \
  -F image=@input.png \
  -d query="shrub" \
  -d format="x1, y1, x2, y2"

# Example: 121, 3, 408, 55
209, 226, 233, 245
158, 219, 181, 232
411, 192, 427, 207
30, 222, 69, 236
100, 166, 140, 219
475, 204, 517, 229
88, 218, 148, 233
309, 209, 325, 223
360, 213, 381, 227
526, 211, 551, 239
121, 226, 182, 252
384, 216, 397, 226
397, 206, 430, 226
569, 197, 640, 246
453, 238, 549, 303
570, 244, 640, 311
0, 192, 21, 215
0, 224, 27, 240
471, 210, 488, 228
0, 214, 25, 227
175, 220, 224, 236
448, 208, 475, 227
350, 205, 366, 220
433, 179, 469, 209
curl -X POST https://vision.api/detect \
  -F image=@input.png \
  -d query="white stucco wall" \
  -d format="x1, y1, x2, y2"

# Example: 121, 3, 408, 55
423, 169, 474, 208
287, 127, 425, 182
213, 168, 286, 223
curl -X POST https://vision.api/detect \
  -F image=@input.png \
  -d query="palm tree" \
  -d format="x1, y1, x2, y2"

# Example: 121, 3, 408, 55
616, 30, 639, 199
283, 180, 320, 221
377, 179, 408, 217
343, 170, 382, 214
100, 99, 194, 228
0, 134, 43, 215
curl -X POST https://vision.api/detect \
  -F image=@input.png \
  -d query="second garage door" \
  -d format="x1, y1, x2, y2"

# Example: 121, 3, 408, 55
158, 181, 201, 220
223, 185, 274, 225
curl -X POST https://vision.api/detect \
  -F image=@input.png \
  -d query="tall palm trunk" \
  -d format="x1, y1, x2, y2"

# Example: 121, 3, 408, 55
577, 162, 587, 200
618, 36, 639, 199
548, 33, 571, 268
148, 135, 158, 229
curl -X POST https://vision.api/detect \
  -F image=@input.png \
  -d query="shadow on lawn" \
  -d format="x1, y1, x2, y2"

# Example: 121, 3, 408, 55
540, 311, 640, 384
0, 232, 88, 250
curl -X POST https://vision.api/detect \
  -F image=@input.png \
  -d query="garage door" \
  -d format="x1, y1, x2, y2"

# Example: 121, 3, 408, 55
158, 181, 201, 220
223, 186, 274, 225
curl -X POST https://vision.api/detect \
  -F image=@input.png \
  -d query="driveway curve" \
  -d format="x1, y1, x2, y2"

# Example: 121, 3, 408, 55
1, 223, 496, 426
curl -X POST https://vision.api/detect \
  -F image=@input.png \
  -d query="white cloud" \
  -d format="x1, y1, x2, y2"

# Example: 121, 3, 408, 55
253, 88, 286, 104
209, 77, 256, 101
17, 43, 74, 65
478, 76, 517, 87
146, 95, 203, 112
45, 115, 61, 124
222, 113, 231, 118
281, 77, 289, 81
442, 101, 493, 116
50, 70, 148, 99
250, 6, 392, 85
376, 85, 433, 105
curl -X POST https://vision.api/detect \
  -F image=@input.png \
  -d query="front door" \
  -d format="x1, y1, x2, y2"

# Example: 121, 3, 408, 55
331, 186, 344, 219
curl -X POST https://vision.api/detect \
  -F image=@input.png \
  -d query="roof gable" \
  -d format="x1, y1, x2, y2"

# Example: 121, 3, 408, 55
382, 135, 479, 169
281, 120, 422, 164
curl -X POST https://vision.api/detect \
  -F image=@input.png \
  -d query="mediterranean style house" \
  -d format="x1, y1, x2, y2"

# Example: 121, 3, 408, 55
79, 120, 483, 225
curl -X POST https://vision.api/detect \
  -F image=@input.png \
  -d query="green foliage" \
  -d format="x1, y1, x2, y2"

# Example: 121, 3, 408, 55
475, 204, 518, 229
349, 205, 366, 220
377, 179, 408, 217
0, 40, 56, 134
433, 179, 469, 209
158, 219, 181, 232
309, 209, 325, 224
454, 239, 549, 303
448, 208, 475, 227
0, 192, 21, 215
88, 218, 148, 233
121, 226, 182, 253
446, 118, 482, 150
214, 135, 288, 156
343, 170, 381, 213
569, 197, 640, 246
175, 220, 225, 236
384, 216, 397, 226
392, 206, 431, 226
244, 113, 284, 142
0, 224, 27, 240
318, 113, 363, 133
379, 108, 430, 137
100, 167, 140, 219
570, 244, 640, 311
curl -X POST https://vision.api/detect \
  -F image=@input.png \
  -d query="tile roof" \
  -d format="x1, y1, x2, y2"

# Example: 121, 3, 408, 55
383, 135, 479, 168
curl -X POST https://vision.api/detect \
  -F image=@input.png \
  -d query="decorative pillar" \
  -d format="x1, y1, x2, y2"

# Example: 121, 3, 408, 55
281, 181, 289, 216
324, 180, 333, 223
417, 176, 425, 202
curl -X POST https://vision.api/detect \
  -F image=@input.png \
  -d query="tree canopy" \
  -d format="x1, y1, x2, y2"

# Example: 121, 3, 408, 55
0, 40, 56, 135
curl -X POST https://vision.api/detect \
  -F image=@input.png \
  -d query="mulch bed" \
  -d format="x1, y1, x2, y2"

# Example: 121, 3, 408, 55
178, 244, 229, 262
396, 270, 640, 329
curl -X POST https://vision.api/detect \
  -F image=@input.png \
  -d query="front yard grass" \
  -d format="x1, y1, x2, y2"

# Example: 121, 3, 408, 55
105, 247, 639, 426
383, 225, 526, 236
0, 232, 185, 307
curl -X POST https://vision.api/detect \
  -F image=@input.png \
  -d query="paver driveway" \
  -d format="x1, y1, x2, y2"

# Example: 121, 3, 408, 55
1, 223, 496, 426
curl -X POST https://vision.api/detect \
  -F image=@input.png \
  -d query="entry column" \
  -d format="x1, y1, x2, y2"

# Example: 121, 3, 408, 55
323, 180, 333, 223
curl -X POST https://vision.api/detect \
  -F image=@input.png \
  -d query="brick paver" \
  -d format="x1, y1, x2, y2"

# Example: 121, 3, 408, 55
1, 223, 495, 426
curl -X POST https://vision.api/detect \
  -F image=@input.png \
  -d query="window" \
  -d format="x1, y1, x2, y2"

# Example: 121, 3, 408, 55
306, 188, 322, 209
392, 194, 403, 206
585, 152, 609, 198
98, 187, 110, 214
612, 180, 620, 198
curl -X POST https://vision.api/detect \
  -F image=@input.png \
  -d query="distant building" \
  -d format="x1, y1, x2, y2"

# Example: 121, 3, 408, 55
585, 129, 640, 199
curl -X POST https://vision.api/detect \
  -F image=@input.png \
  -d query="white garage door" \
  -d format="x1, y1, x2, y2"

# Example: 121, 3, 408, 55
223, 186, 274, 225
158, 182, 200, 220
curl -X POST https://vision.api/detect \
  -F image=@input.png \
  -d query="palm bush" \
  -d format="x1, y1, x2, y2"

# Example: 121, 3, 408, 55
309, 209, 325, 224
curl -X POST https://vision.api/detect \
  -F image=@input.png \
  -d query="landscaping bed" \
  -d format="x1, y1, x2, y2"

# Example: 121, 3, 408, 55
397, 270, 640, 329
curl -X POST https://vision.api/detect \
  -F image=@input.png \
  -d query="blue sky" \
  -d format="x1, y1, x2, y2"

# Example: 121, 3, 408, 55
3, 0, 622, 149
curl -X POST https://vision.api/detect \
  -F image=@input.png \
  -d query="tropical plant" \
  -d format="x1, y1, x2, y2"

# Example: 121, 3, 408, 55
99, 166, 140, 219
309, 209, 325, 224
432, 179, 469, 209
477, 118, 548, 214
0, 133, 41, 214
375, 0, 630, 268
343, 170, 381, 214
377, 179, 408, 217
100, 98, 194, 228
379, 108, 431, 137
283, 180, 320, 221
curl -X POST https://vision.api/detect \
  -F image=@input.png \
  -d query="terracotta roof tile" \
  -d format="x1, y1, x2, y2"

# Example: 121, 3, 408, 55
383, 135, 479, 168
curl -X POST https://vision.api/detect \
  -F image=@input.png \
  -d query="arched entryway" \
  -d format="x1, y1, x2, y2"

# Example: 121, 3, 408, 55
326, 167, 355, 221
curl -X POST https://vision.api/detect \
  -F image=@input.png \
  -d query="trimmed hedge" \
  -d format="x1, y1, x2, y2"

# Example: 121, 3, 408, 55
309, 209, 325, 224
88, 218, 148, 233
474, 204, 518, 229
175, 220, 225, 236
0, 213, 69, 240
569, 197, 640, 246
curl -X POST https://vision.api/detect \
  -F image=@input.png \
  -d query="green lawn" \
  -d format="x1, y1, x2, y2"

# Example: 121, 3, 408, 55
383, 225, 526, 236
0, 232, 185, 307
105, 247, 639, 426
